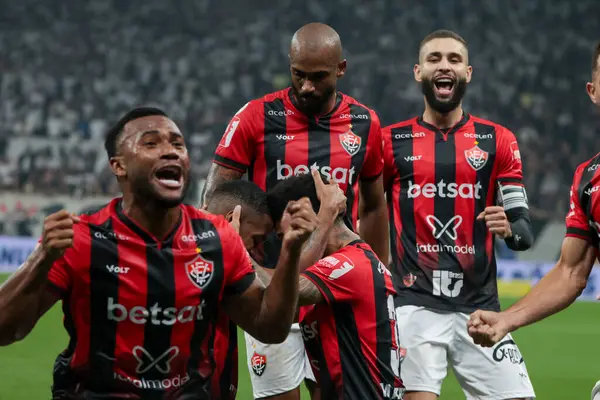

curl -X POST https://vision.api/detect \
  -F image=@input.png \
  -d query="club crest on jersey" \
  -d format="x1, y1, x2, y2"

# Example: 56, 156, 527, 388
185, 255, 214, 290
251, 351, 267, 376
403, 273, 417, 287
339, 131, 362, 157
464, 145, 489, 171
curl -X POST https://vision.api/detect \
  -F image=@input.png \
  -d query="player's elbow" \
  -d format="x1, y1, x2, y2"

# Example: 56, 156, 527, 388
0, 324, 27, 346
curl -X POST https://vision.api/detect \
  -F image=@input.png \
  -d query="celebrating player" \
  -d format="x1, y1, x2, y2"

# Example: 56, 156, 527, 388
382, 30, 535, 399
264, 171, 404, 399
202, 22, 388, 400
467, 41, 600, 397
0, 107, 317, 399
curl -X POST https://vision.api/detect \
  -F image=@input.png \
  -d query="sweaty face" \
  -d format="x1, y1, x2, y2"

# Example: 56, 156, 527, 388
237, 210, 273, 264
290, 50, 342, 115
114, 115, 191, 208
416, 38, 472, 114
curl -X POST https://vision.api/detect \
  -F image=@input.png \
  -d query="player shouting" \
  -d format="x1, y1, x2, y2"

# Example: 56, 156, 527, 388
202, 22, 388, 400
0, 107, 317, 399
382, 30, 536, 399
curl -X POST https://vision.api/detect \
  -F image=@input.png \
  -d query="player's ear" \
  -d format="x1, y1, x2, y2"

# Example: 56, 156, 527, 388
109, 156, 126, 179
466, 65, 473, 84
225, 209, 234, 223
337, 59, 347, 78
587, 82, 597, 105
413, 64, 422, 82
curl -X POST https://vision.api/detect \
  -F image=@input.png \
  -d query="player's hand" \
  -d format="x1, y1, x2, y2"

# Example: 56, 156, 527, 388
467, 310, 511, 347
477, 206, 512, 239
41, 210, 80, 262
228, 205, 242, 234
281, 198, 318, 252
312, 168, 346, 218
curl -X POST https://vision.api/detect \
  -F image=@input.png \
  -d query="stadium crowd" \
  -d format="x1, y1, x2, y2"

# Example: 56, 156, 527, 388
1, 0, 599, 236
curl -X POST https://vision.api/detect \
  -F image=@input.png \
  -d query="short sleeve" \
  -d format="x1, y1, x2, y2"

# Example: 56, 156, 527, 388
223, 225, 256, 296
565, 165, 594, 242
382, 126, 396, 189
496, 127, 523, 184
301, 254, 359, 304
359, 110, 384, 180
47, 251, 72, 296
213, 101, 259, 173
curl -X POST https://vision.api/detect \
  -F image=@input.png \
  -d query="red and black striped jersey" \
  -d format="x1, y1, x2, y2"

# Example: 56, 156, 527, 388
47, 198, 254, 399
213, 88, 384, 230
300, 241, 404, 400
211, 315, 238, 400
382, 115, 524, 313
565, 153, 600, 248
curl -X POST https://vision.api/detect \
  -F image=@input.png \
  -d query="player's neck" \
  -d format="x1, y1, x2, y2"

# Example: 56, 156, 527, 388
121, 197, 181, 241
422, 103, 464, 129
324, 223, 360, 255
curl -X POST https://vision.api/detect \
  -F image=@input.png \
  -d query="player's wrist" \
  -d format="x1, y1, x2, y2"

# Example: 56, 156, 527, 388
500, 310, 521, 333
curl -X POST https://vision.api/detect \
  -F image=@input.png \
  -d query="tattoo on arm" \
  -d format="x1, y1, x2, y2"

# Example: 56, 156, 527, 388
201, 164, 244, 205
299, 276, 324, 306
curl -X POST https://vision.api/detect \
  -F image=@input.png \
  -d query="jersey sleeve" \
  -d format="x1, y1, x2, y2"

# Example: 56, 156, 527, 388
496, 127, 524, 184
382, 126, 396, 189
565, 164, 594, 242
301, 253, 359, 304
359, 110, 384, 180
213, 101, 260, 173
222, 224, 256, 296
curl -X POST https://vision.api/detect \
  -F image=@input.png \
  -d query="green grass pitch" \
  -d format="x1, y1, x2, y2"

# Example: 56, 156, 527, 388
0, 274, 598, 399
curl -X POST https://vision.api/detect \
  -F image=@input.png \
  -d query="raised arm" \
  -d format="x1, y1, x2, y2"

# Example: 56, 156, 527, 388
223, 198, 317, 343
0, 211, 77, 345
201, 164, 244, 206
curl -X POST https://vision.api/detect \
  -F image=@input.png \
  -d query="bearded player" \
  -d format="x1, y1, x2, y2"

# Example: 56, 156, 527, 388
0, 107, 317, 398
468, 42, 600, 400
382, 30, 536, 399
202, 22, 388, 400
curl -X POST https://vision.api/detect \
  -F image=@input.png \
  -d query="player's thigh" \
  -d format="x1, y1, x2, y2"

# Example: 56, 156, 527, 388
244, 325, 308, 399
449, 312, 535, 400
395, 305, 453, 396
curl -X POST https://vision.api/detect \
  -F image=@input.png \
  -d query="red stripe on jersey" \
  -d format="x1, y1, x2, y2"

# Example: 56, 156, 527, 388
453, 132, 477, 269
251, 106, 267, 190
413, 131, 438, 270
68, 225, 93, 371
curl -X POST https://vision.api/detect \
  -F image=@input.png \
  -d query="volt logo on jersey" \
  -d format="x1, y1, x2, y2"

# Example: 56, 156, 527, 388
133, 346, 179, 374
426, 215, 462, 240
464, 145, 489, 171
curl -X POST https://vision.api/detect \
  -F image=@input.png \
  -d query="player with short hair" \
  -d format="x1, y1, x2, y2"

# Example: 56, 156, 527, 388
264, 171, 404, 400
202, 22, 389, 400
467, 41, 600, 400
0, 107, 317, 399
382, 30, 536, 399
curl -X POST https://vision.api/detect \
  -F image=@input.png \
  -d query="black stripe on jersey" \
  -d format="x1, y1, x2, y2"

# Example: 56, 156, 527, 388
187, 219, 225, 380
263, 99, 287, 193
214, 154, 248, 172
390, 125, 418, 288
567, 227, 593, 238
219, 321, 237, 399
88, 220, 120, 391
308, 117, 330, 170
52, 299, 78, 397
333, 303, 379, 400
497, 177, 522, 184
433, 129, 457, 269
578, 155, 600, 220
362, 248, 396, 388
345, 104, 372, 224
473, 122, 497, 278
140, 242, 176, 385
303, 271, 335, 304
304, 334, 334, 399
115, 200, 182, 247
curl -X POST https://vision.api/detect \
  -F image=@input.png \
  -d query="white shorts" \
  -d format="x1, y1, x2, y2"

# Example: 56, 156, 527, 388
245, 324, 316, 399
396, 305, 536, 400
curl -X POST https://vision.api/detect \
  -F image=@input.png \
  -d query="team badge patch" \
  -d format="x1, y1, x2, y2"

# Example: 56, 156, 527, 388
185, 255, 214, 289
339, 131, 362, 156
403, 273, 417, 287
464, 145, 489, 171
251, 351, 267, 377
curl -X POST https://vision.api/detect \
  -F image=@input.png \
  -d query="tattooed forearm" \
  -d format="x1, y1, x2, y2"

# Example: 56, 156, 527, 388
255, 265, 274, 286
298, 276, 324, 306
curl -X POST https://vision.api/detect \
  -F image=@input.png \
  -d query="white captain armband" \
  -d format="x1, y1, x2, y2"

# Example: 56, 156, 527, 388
497, 183, 529, 211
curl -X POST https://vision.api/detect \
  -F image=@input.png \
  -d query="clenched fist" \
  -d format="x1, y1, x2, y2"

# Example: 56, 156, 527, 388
281, 198, 318, 252
477, 206, 512, 239
467, 309, 512, 348
41, 210, 80, 262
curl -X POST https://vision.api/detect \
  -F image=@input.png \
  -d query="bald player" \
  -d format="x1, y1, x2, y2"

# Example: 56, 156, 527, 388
202, 22, 388, 400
